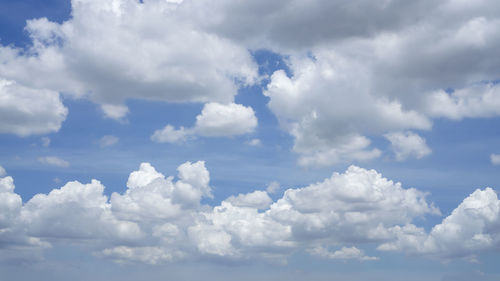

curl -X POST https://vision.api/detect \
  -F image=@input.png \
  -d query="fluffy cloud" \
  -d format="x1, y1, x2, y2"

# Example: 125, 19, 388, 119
0, 79, 67, 136
151, 103, 258, 143
379, 188, 500, 261
0, 0, 258, 121
264, 52, 431, 166
38, 156, 70, 168
2, 161, 500, 265
186, 0, 500, 166
385, 131, 431, 161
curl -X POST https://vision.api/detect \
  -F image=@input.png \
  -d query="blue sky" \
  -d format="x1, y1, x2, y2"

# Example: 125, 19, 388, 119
1, 0, 500, 280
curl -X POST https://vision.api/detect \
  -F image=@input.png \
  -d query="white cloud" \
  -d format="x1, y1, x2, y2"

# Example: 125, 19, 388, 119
0, 79, 67, 136
308, 246, 378, 261
194, 102, 258, 137
0, 162, 445, 265
0, 0, 258, 120
225, 190, 272, 210
151, 125, 191, 144
425, 83, 500, 120
4, 161, 500, 265
379, 188, 500, 261
385, 131, 431, 161
264, 52, 431, 166
246, 138, 261, 146
0, 165, 5, 177
99, 135, 119, 147
490, 154, 500, 165
151, 103, 258, 143
38, 156, 70, 168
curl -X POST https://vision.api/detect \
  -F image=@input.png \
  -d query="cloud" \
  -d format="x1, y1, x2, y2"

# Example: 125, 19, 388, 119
99, 135, 119, 147
308, 246, 378, 261
0, 162, 444, 264
0, 165, 5, 177
3, 161, 500, 265
182, 0, 500, 166
151, 103, 258, 143
246, 138, 262, 146
379, 188, 500, 261
0, 0, 258, 120
266, 181, 280, 194
151, 125, 191, 144
0, 79, 67, 136
385, 131, 431, 161
194, 102, 258, 137
38, 156, 70, 168
225, 190, 272, 210
491, 154, 500, 165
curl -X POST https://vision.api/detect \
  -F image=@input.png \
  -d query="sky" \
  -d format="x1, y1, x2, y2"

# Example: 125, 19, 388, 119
1, 0, 500, 280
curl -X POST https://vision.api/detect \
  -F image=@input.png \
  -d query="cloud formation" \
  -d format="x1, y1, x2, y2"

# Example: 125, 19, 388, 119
151, 102, 258, 143
0, 79, 67, 136
5, 161, 497, 265
385, 131, 431, 161
0, 0, 258, 120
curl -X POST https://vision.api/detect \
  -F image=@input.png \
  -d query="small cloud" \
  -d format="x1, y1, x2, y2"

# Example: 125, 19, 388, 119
41, 137, 51, 147
308, 246, 378, 261
385, 131, 431, 161
266, 181, 280, 194
101, 104, 129, 120
491, 154, 500, 165
53, 178, 62, 183
100, 135, 119, 147
38, 156, 70, 168
246, 138, 261, 146
151, 125, 191, 144
0, 165, 6, 177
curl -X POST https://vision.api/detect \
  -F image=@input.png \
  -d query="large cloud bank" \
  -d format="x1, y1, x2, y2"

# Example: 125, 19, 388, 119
2, 0, 500, 165
1, 162, 498, 264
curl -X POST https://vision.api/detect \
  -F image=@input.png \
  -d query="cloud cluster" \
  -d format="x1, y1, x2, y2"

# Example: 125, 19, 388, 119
2, 0, 500, 164
0, 0, 258, 124
0, 79, 67, 136
4, 161, 497, 265
151, 102, 258, 143
186, 0, 500, 166
379, 188, 500, 261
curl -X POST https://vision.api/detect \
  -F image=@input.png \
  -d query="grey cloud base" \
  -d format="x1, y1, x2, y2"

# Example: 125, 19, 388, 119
1, 162, 498, 264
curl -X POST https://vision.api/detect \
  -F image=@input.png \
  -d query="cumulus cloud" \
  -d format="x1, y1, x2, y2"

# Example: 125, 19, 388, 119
490, 154, 500, 165
38, 156, 70, 168
194, 102, 258, 137
385, 131, 432, 161
99, 135, 119, 147
379, 188, 500, 261
0, 0, 258, 121
151, 103, 258, 143
184, 0, 500, 166
0, 165, 5, 177
0, 79, 67, 136
3, 161, 500, 265
0, 162, 445, 264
